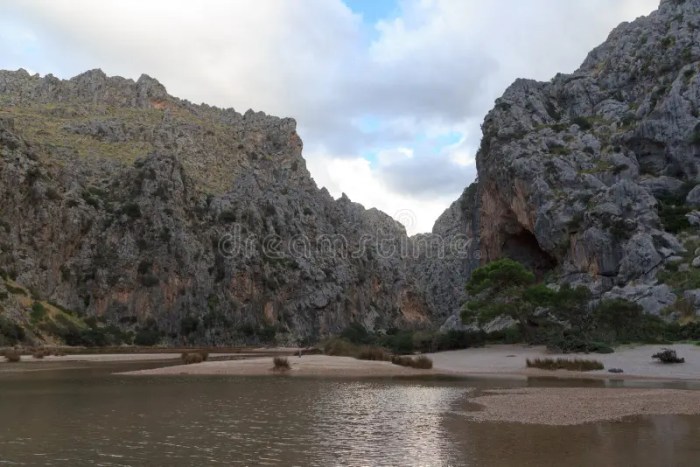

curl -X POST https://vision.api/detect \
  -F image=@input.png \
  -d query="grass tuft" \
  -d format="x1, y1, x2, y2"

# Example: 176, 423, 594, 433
526, 357, 604, 371
322, 337, 358, 357
356, 346, 391, 361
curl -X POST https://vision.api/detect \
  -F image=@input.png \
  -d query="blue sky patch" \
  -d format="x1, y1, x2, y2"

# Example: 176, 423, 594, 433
344, 0, 399, 25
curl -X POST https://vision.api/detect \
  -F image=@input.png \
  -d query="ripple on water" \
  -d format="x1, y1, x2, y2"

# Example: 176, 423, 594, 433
3, 370, 700, 466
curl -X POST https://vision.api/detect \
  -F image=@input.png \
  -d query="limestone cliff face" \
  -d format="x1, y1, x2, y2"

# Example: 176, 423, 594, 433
3, 0, 700, 346
431, 0, 700, 319
0, 70, 430, 345
408, 183, 481, 326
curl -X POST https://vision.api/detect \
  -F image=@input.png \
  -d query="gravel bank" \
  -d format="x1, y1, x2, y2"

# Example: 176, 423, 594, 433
466, 387, 700, 425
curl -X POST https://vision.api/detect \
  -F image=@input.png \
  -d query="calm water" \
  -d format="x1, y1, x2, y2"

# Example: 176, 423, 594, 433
1, 362, 699, 466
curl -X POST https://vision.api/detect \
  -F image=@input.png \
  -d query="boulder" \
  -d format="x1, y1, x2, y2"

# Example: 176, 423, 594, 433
687, 185, 700, 207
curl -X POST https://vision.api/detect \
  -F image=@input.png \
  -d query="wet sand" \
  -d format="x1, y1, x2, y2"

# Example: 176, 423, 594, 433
0, 352, 244, 363
465, 387, 700, 425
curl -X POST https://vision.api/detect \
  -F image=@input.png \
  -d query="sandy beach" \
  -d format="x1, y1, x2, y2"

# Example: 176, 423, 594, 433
426, 343, 700, 381
4, 343, 700, 425
465, 387, 700, 425
112, 343, 700, 381
0, 352, 247, 363
121, 354, 438, 377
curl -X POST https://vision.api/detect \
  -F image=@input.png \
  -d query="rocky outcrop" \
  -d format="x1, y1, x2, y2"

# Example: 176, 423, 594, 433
426, 0, 700, 318
408, 183, 481, 324
0, 70, 431, 345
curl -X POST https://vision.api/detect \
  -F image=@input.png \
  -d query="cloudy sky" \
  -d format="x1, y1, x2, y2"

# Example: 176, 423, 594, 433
1, 0, 658, 234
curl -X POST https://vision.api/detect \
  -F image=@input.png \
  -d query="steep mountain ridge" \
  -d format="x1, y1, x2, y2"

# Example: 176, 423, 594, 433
2, 0, 700, 346
0, 70, 430, 346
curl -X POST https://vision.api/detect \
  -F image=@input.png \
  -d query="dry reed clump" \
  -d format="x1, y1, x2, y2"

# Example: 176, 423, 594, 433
2, 349, 21, 362
526, 358, 604, 371
390, 355, 433, 369
273, 356, 291, 371
180, 351, 208, 365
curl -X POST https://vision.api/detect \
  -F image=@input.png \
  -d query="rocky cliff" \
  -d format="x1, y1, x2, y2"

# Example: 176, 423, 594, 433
0, 69, 431, 346
433, 0, 700, 325
2, 0, 700, 347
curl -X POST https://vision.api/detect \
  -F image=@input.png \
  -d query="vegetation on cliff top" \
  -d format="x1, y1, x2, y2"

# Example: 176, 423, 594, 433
462, 259, 700, 353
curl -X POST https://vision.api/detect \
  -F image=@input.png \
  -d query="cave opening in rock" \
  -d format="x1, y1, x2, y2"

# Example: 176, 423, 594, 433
501, 230, 556, 278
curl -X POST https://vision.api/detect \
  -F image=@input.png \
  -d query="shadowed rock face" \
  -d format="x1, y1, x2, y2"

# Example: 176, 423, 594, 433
0, 70, 432, 345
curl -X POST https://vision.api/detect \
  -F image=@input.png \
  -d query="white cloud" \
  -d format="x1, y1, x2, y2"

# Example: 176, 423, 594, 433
306, 151, 452, 234
0, 0, 660, 233
376, 147, 414, 166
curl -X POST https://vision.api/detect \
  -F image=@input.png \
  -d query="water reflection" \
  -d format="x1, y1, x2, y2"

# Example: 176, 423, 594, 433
310, 383, 466, 466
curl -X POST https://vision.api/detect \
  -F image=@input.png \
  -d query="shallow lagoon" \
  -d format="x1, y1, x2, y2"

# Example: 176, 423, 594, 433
1, 361, 699, 466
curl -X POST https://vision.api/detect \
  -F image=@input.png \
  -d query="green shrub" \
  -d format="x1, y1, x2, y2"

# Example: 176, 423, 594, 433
5, 284, 27, 296
30, 302, 47, 323
257, 325, 277, 343
572, 116, 593, 131
134, 319, 162, 346
674, 322, 700, 341
411, 331, 435, 353
322, 337, 358, 357
121, 203, 141, 219
180, 315, 200, 336
381, 331, 414, 354
340, 322, 374, 345
657, 185, 694, 233
545, 333, 614, 354
0, 316, 25, 345
356, 346, 390, 361
526, 358, 604, 371
434, 330, 486, 351
593, 299, 669, 344
691, 123, 700, 144
658, 268, 700, 291
73, 328, 110, 347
